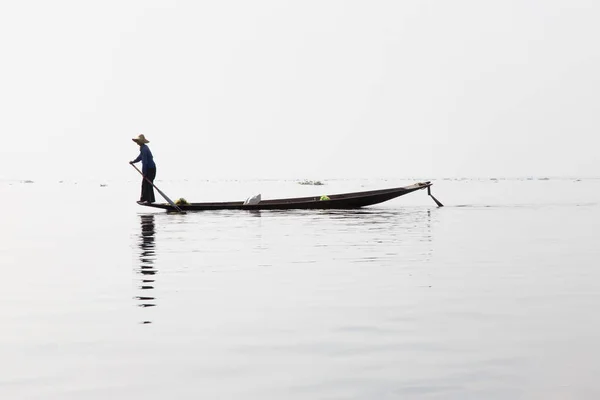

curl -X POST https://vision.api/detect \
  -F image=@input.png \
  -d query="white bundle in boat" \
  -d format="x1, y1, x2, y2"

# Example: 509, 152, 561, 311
243, 193, 261, 205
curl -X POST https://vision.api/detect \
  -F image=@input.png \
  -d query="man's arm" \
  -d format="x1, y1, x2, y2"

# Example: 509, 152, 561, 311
130, 151, 142, 164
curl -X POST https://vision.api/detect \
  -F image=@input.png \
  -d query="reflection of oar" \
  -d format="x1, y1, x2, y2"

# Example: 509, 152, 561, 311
130, 163, 185, 214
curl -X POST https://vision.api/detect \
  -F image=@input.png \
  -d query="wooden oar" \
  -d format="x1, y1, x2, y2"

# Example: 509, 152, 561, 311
427, 186, 444, 207
130, 163, 186, 214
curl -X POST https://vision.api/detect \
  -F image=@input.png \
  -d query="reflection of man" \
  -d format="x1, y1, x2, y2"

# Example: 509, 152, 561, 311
137, 214, 156, 313
140, 214, 155, 268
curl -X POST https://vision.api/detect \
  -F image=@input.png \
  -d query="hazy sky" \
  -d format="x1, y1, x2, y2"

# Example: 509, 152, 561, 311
1, 0, 598, 181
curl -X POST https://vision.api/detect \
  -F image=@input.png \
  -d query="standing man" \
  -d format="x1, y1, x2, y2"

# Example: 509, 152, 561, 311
130, 134, 156, 204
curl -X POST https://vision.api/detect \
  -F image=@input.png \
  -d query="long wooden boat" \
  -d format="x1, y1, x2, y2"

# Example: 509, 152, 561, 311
139, 181, 442, 212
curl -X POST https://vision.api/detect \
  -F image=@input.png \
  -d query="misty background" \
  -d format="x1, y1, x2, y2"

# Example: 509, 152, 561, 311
1, 0, 598, 182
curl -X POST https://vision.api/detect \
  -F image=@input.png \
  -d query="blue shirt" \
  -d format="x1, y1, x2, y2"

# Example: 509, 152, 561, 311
133, 145, 156, 173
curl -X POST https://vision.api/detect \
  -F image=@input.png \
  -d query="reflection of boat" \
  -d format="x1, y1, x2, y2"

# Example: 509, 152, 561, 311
139, 182, 442, 212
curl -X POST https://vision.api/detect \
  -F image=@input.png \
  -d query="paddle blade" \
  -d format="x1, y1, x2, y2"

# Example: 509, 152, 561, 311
430, 194, 444, 207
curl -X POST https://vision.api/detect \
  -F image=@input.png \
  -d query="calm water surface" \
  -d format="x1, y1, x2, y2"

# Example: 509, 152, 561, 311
1, 178, 599, 399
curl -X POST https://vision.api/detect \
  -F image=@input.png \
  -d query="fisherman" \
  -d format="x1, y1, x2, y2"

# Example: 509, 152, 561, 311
129, 134, 156, 204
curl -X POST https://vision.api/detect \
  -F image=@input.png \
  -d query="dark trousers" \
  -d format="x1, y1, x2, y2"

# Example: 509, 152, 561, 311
141, 168, 156, 203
